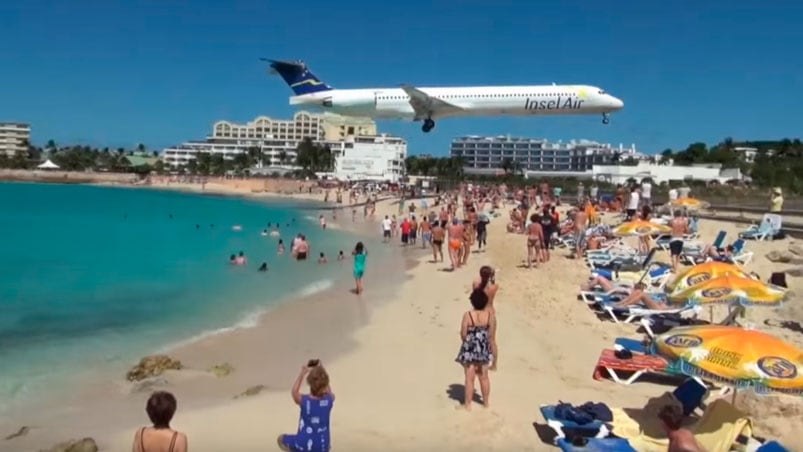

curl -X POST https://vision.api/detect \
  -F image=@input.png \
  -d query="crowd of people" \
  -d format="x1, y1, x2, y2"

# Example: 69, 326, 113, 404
141, 179, 730, 452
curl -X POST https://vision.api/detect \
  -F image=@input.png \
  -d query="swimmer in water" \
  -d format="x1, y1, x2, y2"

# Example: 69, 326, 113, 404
337, 250, 345, 261
236, 251, 247, 265
278, 239, 285, 255
318, 252, 327, 264
258, 262, 268, 272
229, 254, 237, 264
261, 229, 268, 236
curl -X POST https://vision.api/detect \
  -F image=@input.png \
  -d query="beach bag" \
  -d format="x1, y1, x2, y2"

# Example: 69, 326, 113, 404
770, 272, 787, 288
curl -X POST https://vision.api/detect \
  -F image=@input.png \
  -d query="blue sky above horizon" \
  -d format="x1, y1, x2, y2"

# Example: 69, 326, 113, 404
1, 0, 801, 156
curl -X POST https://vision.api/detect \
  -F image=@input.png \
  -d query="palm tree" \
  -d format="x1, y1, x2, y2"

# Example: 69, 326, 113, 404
499, 157, 514, 175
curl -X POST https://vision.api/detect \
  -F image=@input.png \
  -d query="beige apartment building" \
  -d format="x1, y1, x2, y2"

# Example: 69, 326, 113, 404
162, 111, 377, 169
0, 122, 31, 157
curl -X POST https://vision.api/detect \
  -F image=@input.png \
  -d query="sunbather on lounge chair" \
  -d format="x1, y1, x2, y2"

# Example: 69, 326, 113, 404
698, 243, 735, 262
582, 274, 618, 292
610, 283, 670, 311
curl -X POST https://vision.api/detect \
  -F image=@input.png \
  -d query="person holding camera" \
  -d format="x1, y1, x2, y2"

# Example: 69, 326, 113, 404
277, 360, 334, 452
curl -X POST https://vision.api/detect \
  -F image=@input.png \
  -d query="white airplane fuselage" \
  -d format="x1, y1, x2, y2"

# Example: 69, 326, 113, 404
289, 85, 624, 120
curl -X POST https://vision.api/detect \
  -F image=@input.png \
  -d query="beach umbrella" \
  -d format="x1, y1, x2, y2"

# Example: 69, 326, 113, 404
667, 273, 788, 308
671, 197, 710, 210
667, 261, 752, 293
652, 325, 803, 396
613, 220, 672, 237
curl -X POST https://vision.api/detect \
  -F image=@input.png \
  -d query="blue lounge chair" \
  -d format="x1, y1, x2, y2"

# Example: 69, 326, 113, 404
556, 437, 637, 452
591, 263, 673, 288
613, 337, 648, 354
739, 214, 779, 241
681, 230, 726, 264
757, 441, 791, 452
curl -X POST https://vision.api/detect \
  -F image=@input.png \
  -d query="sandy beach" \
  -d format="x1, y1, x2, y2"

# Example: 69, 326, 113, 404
2, 180, 802, 452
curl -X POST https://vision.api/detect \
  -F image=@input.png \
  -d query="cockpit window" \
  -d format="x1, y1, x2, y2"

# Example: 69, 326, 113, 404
598, 90, 607, 95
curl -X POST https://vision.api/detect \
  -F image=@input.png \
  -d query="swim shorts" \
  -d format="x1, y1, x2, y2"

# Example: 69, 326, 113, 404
669, 239, 684, 256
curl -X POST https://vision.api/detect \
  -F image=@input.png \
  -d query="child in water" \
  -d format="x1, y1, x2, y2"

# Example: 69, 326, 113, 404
352, 242, 367, 295
337, 250, 345, 262
277, 239, 285, 255
318, 252, 327, 264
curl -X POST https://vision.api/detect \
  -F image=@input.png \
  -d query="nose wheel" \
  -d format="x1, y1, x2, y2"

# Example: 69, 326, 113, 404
602, 113, 610, 125
422, 118, 435, 133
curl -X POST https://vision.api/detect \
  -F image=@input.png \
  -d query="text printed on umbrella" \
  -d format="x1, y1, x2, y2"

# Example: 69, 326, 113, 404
757, 356, 798, 379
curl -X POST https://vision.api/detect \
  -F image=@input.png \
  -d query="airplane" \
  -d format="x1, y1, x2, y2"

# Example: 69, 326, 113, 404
263, 59, 624, 133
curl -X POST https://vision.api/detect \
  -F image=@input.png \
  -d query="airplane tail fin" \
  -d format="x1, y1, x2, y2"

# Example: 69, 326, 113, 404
263, 59, 333, 95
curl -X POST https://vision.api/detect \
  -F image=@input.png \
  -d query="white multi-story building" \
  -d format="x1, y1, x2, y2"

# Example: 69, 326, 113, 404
162, 111, 376, 169
0, 122, 31, 157
452, 135, 640, 173
325, 134, 407, 182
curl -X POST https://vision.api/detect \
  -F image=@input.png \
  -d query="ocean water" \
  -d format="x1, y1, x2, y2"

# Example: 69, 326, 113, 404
0, 182, 364, 413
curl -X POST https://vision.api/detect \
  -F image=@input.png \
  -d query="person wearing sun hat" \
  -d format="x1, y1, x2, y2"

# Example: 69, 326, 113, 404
770, 187, 784, 213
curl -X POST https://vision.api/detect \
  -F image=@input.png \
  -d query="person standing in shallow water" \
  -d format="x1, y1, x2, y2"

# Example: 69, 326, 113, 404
132, 391, 188, 452
352, 241, 367, 295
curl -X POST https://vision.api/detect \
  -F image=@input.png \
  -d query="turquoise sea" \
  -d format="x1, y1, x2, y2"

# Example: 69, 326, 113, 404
0, 182, 365, 413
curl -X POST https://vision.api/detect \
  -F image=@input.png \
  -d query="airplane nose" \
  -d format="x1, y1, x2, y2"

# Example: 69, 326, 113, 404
610, 96, 624, 109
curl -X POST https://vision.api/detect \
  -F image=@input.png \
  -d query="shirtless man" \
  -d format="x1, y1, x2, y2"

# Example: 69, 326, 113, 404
431, 220, 445, 262
526, 214, 545, 268
573, 209, 588, 258
447, 218, 465, 270
668, 211, 689, 272
439, 207, 450, 228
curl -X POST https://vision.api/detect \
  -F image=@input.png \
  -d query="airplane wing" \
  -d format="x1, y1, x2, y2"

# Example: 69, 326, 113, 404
400, 84, 463, 120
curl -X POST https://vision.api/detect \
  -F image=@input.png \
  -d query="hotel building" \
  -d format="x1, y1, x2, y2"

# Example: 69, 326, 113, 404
161, 111, 376, 168
326, 134, 407, 182
0, 122, 31, 157
450, 135, 639, 173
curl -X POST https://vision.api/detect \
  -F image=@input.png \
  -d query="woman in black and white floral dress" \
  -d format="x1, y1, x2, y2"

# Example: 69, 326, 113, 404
455, 286, 496, 410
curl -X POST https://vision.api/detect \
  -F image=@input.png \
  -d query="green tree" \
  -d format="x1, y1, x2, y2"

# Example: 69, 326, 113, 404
278, 150, 289, 166
295, 138, 333, 175
659, 149, 673, 165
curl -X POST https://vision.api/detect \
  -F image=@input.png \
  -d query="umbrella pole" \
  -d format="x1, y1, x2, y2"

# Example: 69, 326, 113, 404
709, 305, 714, 323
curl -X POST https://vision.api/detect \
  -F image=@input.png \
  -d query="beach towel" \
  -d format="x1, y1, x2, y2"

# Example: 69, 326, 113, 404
613, 398, 752, 452
690, 399, 752, 452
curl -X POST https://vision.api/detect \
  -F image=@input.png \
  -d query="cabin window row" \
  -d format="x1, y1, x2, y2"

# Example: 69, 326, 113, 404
377, 93, 574, 100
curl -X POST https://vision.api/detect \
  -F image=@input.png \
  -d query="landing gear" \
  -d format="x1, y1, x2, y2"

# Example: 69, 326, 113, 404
602, 113, 610, 125
422, 118, 435, 133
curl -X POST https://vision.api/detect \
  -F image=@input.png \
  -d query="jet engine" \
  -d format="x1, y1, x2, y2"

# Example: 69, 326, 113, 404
316, 92, 376, 114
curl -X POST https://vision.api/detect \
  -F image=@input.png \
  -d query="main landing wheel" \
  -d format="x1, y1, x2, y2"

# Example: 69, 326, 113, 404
602, 113, 610, 125
422, 118, 435, 133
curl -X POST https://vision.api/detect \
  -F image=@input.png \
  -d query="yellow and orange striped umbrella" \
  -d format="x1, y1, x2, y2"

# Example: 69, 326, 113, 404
668, 273, 787, 307
613, 220, 671, 237
671, 197, 710, 210
668, 261, 751, 293
653, 325, 803, 395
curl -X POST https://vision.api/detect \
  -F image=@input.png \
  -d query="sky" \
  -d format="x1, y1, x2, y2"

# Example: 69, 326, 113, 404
1, 0, 801, 156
